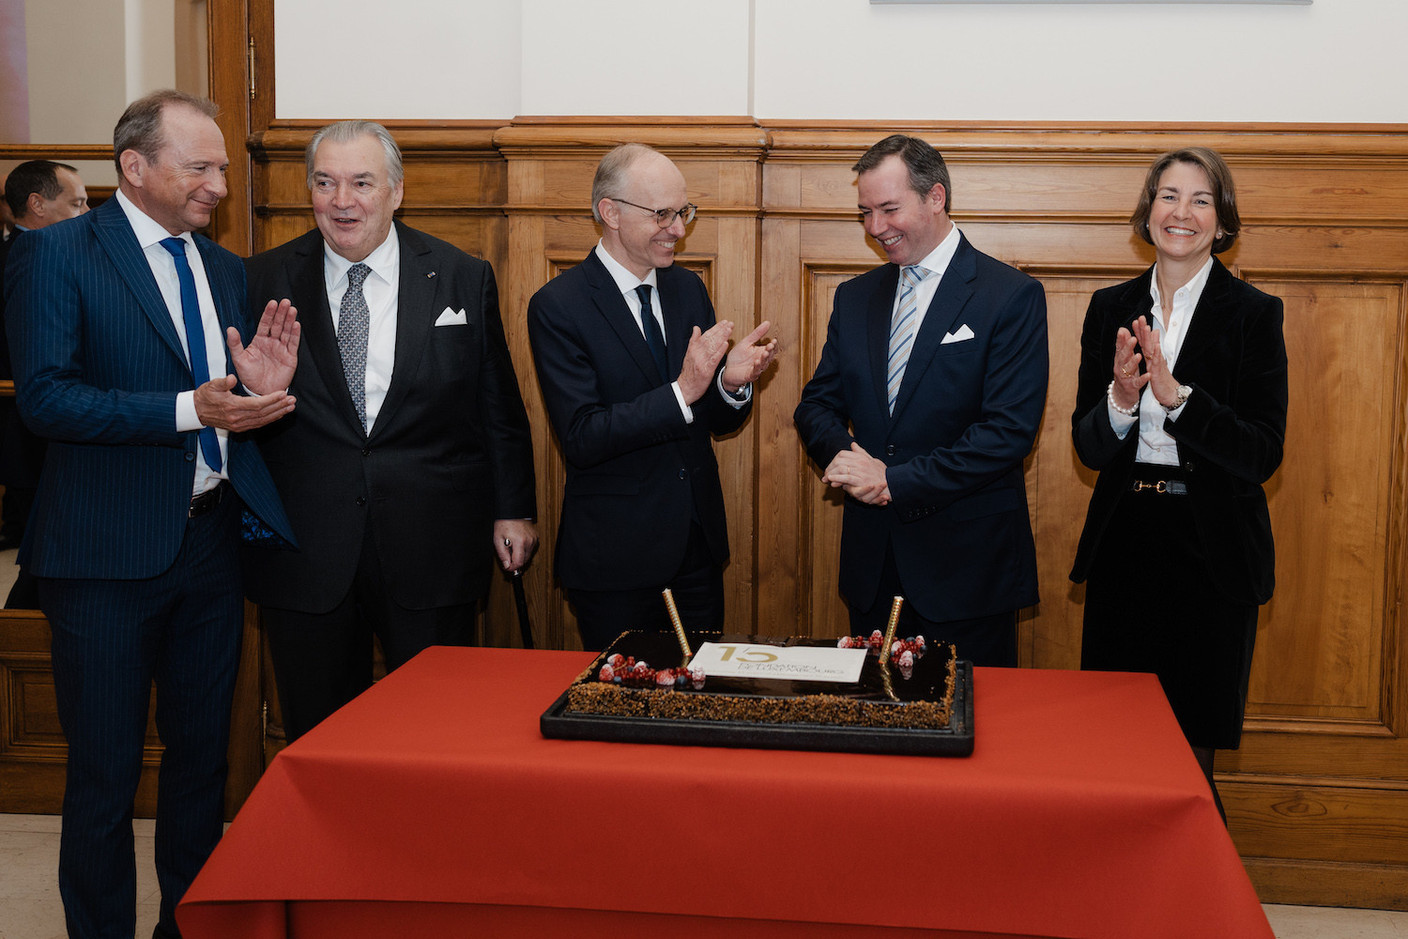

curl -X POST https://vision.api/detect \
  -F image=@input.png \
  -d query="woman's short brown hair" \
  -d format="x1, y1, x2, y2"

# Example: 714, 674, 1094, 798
1130, 147, 1241, 255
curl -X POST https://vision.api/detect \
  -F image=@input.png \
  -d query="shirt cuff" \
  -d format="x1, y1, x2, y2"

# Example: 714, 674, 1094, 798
717, 372, 752, 408
671, 381, 694, 424
175, 390, 201, 432
1107, 400, 1138, 439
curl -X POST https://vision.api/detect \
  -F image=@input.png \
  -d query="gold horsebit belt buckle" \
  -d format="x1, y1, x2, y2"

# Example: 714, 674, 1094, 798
1130, 479, 1187, 496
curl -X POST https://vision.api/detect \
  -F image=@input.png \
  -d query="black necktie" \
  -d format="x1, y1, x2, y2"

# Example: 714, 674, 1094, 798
159, 237, 222, 472
634, 284, 668, 382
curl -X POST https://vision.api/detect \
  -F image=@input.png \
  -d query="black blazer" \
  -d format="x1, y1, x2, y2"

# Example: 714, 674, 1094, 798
242, 222, 536, 613
1069, 259, 1288, 605
527, 250, 749, 592
794, 234, 1049, 621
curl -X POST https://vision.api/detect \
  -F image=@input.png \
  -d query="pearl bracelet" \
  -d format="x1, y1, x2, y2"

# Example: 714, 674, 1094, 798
1107, 379, 1138, 416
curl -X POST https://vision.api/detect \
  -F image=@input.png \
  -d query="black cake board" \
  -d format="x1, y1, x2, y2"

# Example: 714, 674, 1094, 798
540, 661, 973, 757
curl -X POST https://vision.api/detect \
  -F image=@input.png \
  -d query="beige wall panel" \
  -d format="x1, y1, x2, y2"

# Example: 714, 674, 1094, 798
1025, 273, 1129, 670
1228, 782, 1408, 865
756, 217, 804, 636
1250, 278, 1401, 724
796, 267, 867, 639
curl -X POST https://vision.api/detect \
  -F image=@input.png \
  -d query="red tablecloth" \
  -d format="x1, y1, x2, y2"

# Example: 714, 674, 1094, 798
179, 647, 1272, 939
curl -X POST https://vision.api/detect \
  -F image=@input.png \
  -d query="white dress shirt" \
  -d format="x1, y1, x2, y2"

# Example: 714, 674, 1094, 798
324, 229, 399, 432
115, 189, 228, 496
893, 223, 963, 330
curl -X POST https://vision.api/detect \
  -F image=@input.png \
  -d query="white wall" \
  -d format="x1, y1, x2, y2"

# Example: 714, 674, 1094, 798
273, 0, 1408, 123
274, 0, 522, 119
24, 0, 127, 144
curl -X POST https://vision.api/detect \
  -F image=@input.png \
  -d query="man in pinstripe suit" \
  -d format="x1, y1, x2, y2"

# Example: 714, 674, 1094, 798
4, 91, 299, 939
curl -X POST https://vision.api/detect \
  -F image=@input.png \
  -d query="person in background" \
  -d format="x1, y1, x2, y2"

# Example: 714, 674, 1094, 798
0, 160, 90, 605
1070, 146, 1288, 820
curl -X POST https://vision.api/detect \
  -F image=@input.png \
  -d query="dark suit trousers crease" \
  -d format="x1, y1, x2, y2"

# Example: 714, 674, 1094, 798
261, 519, 476, 743
849, 542, 1019, 668
40, 496, 242, 939
569, 521, 724, 650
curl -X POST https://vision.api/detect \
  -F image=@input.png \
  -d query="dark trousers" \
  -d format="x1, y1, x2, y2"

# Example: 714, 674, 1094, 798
568, 522, 724, 651
850, 542, 1019, 667
40, 495, 242, 939
262, 522, 476, 743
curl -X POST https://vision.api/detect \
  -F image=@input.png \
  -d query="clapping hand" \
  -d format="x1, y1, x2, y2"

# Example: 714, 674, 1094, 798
230, 299, 301, 396
721, 320, 778, 393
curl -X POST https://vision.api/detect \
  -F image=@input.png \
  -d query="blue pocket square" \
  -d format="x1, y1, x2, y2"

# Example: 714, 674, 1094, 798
241, 509, 295, 550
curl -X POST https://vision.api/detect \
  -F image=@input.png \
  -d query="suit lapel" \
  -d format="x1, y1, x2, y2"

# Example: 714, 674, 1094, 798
583, 251, 666, 386
193, 236, 239, 373
866, 264, 900, 417
656, 266, 695, 382
1116, 267, 1155, 334
378, 223, 438, 434
289, 229, 364, 433
91, 199, 187, 370
1171, 258, 1232, 368
888, 235, 976, 421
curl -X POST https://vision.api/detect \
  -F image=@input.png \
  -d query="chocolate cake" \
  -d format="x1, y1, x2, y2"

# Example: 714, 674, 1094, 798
563, 631, 961, 732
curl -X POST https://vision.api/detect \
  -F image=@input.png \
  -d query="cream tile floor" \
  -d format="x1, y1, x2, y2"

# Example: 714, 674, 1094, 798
3, 813, 1407, 938
1, 814, 160, 939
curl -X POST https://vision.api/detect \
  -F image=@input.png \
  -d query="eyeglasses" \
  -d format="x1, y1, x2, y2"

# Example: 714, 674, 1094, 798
612, 199, 697, 228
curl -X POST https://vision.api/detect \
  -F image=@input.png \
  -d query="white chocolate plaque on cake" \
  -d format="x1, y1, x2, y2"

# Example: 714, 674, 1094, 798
691, 642, 866, 682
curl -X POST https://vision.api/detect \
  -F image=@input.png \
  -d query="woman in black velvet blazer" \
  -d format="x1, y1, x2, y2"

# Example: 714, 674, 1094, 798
1069, 148, 1288, 818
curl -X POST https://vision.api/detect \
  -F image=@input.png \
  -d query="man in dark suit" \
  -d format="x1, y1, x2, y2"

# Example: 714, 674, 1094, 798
5, 90, 299, 939
0, 161, 90, 598
243, 120, 538, 742
794, 135, 1048, 667
528, 143, 776, 649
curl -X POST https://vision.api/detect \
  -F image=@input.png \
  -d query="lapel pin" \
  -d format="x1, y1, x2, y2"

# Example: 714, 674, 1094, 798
427, 271, 437, 279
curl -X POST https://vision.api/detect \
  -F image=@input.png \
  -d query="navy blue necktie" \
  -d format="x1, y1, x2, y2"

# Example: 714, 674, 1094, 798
634, 284, 668, 382
159, 237, 222, 472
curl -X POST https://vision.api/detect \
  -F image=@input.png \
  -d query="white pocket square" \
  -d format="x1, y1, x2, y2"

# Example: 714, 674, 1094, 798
942, 324, 975, 344
435, 308, 468, 326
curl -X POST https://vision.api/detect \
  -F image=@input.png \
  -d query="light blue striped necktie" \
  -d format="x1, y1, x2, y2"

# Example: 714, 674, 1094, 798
886, 264, 931, 414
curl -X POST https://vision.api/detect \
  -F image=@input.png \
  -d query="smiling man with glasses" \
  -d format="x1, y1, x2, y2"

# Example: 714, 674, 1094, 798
528, 143, 777, 649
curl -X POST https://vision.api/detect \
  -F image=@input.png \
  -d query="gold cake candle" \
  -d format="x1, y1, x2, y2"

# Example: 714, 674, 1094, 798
878, 595, 904, 664
661, 588, 692, 657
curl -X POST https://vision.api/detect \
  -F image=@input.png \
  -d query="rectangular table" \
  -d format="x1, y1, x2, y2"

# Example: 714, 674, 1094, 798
179, 647, 1272, 938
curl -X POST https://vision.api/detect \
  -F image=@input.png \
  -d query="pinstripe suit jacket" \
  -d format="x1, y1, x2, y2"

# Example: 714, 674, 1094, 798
2, 196, 292, 579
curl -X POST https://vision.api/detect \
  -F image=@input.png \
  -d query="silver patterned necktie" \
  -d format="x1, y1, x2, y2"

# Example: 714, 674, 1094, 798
339, 262, 371, 432
886, 264, 931, 414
